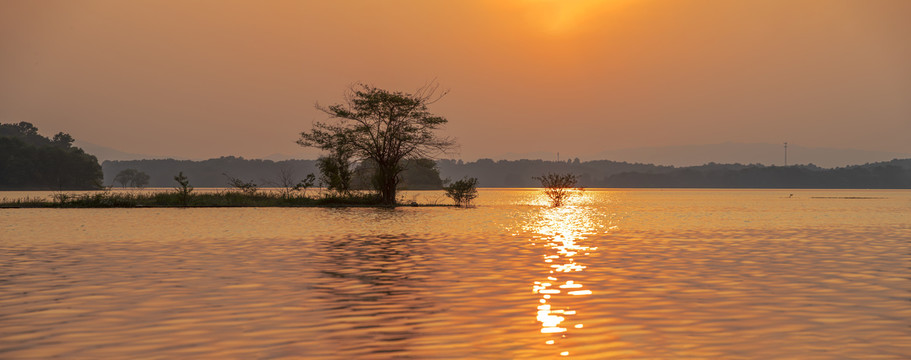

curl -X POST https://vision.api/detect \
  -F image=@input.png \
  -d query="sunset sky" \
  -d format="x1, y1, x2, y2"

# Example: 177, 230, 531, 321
1, 0, 909, 161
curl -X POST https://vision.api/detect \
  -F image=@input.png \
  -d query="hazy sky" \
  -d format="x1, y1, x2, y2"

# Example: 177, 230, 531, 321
2, 0, 909, 160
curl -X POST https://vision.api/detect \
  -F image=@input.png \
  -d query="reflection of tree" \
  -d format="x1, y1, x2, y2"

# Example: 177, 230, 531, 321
309, 232, 437, 357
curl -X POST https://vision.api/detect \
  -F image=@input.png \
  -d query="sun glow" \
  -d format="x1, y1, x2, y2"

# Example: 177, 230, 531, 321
513, 0, 619, 35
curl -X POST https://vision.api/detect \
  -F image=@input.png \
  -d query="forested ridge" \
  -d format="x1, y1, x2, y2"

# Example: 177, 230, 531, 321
102, 157, 911, 189
438, 158, 911, 189
103, 157, 444, 190
0, 122, 102, 190
2, 120, 905, 191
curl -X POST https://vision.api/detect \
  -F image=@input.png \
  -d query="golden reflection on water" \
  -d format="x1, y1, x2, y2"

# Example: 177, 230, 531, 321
524, 191, 612, 357
2, 190, 910, 358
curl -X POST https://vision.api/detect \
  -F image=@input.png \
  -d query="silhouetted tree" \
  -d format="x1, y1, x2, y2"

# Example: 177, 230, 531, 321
534, 173, 582, 207
174, 172, 193, 206
15, 122, 38, 136
0, 122, 102, 189
317, 153, 354, 195
113, 168, 150, 188
299, 83, 456, 204
444, 177, 479, 207
224, 173, 258, 194
265, 165, 317, 198
292, 173, 317, 197
52, 132, 74, 147
133, 171, 150, 188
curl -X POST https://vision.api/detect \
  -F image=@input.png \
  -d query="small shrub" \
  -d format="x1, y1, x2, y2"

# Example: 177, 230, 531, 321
52, 193, 71, 204
224, 173, 258, 195
291, 173, 317, 197
443, 177, 479, 207
266, 167, 316, 199
533, 173, 582, 207
174, 172, 194, 206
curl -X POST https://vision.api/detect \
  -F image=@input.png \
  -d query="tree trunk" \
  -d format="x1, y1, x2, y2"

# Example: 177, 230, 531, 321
378, 163, 398, 205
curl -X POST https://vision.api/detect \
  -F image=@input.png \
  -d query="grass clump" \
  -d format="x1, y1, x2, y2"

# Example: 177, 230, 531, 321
0, 189, 437, 208
0, 172, 461, 208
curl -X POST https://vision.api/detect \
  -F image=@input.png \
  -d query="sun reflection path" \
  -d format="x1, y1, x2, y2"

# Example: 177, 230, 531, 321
522, 193, 613, 357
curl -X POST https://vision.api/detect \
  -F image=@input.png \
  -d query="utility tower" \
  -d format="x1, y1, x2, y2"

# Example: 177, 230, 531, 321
784, 142, 788, 166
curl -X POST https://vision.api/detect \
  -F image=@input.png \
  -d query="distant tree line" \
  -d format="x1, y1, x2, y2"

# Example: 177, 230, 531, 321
436, 158, 672, 188
0, 122, 102, 190
438, 158, 911, 189
602, 162, 911, 188
103, 157, 318, 188
102, 156, 446, 189
103, 157, 911, 190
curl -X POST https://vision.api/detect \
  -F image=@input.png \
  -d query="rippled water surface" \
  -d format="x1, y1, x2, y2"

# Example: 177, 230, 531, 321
1, 189, 910, 359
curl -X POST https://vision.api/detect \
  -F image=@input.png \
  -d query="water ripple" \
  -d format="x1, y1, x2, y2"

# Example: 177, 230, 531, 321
1, 190, 909, 358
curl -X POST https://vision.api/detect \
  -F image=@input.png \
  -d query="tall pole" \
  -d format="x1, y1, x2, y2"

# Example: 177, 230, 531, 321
784, 142, 788, 166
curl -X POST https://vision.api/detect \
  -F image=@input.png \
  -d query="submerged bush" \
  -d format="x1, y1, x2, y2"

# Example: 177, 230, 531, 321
534, 173, 582, 207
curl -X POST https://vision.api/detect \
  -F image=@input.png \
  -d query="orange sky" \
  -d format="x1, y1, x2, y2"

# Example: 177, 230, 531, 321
1, 0, 909, 160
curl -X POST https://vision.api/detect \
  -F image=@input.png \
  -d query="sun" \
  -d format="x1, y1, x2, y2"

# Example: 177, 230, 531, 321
517, 0, 614, 36
482, 0, 631, 38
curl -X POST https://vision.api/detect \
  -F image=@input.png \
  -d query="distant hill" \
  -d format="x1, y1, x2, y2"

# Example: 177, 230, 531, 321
102, 157, 445, 190
102, 156, 911, 189
601, 162, 911, 189
103, 157, 319, 188
860, 158, 911, 170
83, 140, 910, 169
586, 143, 911, 168
437, 158, 671, 188
75, 140, 175, 162
437, 158, 911, 189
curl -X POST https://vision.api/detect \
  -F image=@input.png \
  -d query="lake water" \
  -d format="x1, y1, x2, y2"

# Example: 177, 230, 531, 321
1, 189, 909, 359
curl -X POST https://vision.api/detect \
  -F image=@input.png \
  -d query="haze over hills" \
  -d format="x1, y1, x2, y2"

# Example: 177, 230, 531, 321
101, 157, 911, 189
85, 140, 910, 169
76, 140, 318, 163
74, 140, 176, 162
467, 143, 911, 168
585, 143, 911, 168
